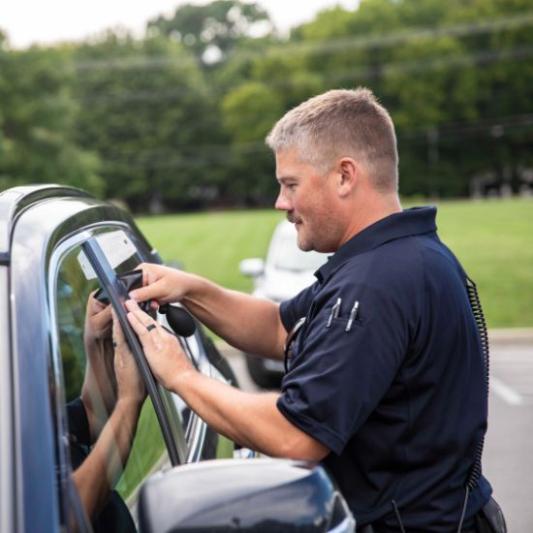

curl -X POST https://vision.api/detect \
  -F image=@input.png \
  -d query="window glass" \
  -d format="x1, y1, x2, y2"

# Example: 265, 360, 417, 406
54, 241, 167, 529
88, 228, 237, 463
90, 228, 189, 453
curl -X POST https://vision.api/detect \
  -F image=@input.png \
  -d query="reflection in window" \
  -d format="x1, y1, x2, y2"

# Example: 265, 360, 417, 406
54, 244, 166, 530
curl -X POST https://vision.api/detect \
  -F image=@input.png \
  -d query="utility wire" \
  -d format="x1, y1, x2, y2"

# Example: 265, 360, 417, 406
95, 113, 533, 171
74, 44, 533, 105
72, 12, 533, 72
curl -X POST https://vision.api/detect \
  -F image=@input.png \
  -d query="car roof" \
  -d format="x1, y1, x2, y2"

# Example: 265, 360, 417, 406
0, 184, 90, 260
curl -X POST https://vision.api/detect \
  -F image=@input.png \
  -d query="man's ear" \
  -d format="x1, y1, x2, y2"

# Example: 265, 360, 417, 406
337, 158, 358, 197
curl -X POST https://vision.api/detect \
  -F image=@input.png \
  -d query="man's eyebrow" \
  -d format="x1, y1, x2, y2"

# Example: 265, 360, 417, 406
277, 175, 298, 183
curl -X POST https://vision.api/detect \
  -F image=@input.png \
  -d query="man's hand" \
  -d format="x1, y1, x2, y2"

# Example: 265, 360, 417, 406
123, 303, 327, 462
129, 263, 196, 306
130, 263, 287, 363
125, 299, 195, 390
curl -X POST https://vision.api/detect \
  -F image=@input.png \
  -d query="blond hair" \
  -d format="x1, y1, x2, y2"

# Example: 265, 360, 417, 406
266, 87, 399, 192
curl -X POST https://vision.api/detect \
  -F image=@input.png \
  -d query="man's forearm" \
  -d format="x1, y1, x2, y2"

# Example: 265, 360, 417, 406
171, 369, 328, 460
181, 275, 286, 360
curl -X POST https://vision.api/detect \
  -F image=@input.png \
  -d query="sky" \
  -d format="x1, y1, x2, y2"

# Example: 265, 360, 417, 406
0, 0, 356, 49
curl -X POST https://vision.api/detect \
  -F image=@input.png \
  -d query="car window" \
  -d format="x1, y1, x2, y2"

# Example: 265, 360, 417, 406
53, 239, 168, 528
88, 228, 236, 463
88, 228, 190, 456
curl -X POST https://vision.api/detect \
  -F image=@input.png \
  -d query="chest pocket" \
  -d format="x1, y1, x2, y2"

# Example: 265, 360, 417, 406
284, 317, 306, 372
284, 300, 321, 372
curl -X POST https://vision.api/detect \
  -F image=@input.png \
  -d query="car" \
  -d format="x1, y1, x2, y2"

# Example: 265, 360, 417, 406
0, 185, 354, 533
240, 220, 328, 388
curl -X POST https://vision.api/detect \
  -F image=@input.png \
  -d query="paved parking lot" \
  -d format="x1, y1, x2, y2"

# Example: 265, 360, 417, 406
484, 333, 533, 532
223, 331, 533, 531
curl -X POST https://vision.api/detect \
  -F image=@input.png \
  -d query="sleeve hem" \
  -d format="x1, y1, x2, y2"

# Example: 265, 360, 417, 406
277, 396, 345, 456
279, 300, 293, 333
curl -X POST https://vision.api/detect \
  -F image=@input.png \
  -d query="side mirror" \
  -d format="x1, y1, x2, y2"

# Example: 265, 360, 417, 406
138, 458, 355, 532
239, 258, 265, 278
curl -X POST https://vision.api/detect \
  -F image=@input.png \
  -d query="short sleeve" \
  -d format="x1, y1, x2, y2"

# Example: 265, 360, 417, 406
277, 281, 410, 455
279, 282, 318, 333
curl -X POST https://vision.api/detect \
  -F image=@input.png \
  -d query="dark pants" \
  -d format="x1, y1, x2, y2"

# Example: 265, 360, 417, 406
357, 497, 506, 533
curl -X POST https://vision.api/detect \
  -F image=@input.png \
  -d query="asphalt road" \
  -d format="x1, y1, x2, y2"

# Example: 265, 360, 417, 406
483, 333, 533, 532
222, 332, 533, 532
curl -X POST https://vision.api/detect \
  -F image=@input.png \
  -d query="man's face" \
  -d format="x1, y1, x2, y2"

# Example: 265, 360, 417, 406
274, 148, 341, 253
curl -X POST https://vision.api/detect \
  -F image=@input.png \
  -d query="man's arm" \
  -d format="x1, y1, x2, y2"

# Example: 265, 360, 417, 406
175, 372, 327, 459
130, 263, 287, 360
123, 300, 328, 461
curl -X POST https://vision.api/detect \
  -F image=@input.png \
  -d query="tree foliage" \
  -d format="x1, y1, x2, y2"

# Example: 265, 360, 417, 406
72, 32, 221, 210
147, 0, 273, 64
0, 0, 532, 208
0, 40, 101, 193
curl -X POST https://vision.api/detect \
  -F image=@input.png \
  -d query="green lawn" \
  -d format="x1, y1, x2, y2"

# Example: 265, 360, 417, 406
137, 198, 533, 329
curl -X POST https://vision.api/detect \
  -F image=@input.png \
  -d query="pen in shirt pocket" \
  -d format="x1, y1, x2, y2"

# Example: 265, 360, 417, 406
345, 300, 360, 332
326, 297, 342, 328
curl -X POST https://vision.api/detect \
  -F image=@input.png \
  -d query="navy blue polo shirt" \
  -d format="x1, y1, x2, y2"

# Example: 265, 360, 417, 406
277, 207, 492, 531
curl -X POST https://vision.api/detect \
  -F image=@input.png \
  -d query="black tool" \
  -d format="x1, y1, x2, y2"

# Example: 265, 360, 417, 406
94, 269, 153, 315
159, 304, 197, 337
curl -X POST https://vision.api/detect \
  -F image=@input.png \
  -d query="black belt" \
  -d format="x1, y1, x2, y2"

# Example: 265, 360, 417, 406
357, 524, 478, 532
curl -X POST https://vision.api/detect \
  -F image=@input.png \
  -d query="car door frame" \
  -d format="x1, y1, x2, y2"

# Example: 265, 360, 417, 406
5, 191, 182, 532
81, 235, 182, 465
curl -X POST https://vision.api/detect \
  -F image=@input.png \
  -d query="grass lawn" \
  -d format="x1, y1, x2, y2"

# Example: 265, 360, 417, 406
137, 198, 533, 329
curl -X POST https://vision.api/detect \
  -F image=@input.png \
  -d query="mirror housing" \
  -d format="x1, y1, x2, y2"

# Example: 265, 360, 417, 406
138, 458, 355, 532
239, 258, 264, 278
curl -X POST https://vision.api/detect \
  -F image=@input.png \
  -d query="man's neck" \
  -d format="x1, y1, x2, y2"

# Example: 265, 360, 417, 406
338, 193, 402, 248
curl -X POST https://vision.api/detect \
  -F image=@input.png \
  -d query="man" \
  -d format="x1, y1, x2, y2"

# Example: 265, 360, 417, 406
122, 88, 495, 531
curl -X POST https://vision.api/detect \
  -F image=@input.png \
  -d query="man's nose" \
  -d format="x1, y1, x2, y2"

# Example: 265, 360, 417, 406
275, 191, 290, 211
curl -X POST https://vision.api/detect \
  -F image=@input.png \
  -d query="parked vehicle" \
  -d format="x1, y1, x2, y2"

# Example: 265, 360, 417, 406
0, 185, 353, 533
240, 220, 328, 388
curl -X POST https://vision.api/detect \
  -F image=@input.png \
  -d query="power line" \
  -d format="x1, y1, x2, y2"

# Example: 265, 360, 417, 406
95, 113, 533, 171
71, 12, 533, 72
262, 12, 533, 58
72, 44, 533, 105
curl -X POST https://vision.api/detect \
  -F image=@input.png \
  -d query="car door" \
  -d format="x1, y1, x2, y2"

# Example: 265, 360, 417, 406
3, 186, 238, 532
47, 223, 236, 530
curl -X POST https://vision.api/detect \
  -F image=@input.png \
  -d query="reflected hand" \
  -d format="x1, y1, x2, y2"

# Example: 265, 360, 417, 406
82, 293, 116, 440
125, 299, 194, 390
84, 292, 112, 346
112, 311, 146, 406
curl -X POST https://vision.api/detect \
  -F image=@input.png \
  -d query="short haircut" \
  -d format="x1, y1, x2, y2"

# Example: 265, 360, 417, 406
266, 87, 399, 192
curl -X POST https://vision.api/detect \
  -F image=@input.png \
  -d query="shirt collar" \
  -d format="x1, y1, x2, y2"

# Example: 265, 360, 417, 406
315, 206, 437, 283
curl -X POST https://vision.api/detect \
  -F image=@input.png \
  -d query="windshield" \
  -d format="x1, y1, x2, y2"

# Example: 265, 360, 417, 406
269, 233, 327, 272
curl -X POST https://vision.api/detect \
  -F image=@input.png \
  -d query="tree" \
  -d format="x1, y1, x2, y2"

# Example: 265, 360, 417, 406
0, 38, 101, 194
147, 0, 273, 65
72, 32, 224, 210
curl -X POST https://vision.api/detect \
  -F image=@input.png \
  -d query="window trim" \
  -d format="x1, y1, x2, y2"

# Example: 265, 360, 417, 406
81, 236, 183, 465
47, 229, 93, 532
46, 223, 183, 529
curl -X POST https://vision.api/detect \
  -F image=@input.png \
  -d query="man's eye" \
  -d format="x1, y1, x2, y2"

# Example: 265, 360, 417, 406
287, 184, 297, 191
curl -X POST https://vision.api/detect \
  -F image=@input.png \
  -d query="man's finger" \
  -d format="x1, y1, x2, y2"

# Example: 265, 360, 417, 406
129, 279, 164, 303
135, 263, 155, 289
126, 300, 166, 350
